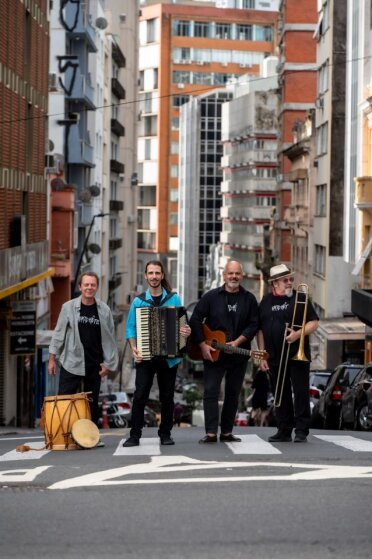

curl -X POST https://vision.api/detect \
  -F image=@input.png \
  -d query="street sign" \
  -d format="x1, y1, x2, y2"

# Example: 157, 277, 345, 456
10, 301, 36, 355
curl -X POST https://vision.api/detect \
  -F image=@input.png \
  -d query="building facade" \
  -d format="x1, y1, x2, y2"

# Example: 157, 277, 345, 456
0, 0, 52, 426
137, 0, 278, 288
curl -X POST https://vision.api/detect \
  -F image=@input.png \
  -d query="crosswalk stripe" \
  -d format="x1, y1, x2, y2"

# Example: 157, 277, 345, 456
113, 438, 161, 456
314, 435, 372, 452
225, 434, 282, 455
0, 441, 50, 462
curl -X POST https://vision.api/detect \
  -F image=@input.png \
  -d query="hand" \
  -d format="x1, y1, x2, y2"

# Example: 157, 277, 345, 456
200, 341, 216, 362
285, 328, 300, 344
48, 358, 56, 376
99, 364, 109, 377
180, 325, 191, 338
260, 359, 270, 371
131, 346, 143, 363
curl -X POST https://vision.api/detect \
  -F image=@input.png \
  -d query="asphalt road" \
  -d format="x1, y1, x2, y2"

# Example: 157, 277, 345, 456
0, 426, 371, 559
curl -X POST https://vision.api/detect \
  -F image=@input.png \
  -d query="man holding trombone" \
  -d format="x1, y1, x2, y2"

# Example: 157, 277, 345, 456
257, 264, 319, 443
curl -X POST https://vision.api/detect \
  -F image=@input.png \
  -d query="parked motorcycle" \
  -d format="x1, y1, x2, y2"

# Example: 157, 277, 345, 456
98, 401, 129, 428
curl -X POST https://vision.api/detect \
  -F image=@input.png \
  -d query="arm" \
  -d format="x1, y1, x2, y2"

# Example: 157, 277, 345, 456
240, 295, 260, 343
256, 330, 269, 371
189, 295, 216, 362
125, 299, 143, 362
286, 320, 319, 343
48, 303, 69, 375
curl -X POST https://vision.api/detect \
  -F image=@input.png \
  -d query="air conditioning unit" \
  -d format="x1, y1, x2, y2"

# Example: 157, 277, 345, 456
315, 97, 324, 109
127, 215, 137, 224
221, 62, 228, 67
49, 72, 58, 91
197, 61, 205, 66
177, 83, 185, 89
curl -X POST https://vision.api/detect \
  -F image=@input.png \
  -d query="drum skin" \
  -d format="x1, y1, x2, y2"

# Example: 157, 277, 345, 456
42, 393, 92, 450
71, 419, 100, 449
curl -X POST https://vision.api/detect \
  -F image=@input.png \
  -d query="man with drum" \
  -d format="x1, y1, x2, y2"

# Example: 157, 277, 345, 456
48, 272, 118, 446
257, 264, 319, 443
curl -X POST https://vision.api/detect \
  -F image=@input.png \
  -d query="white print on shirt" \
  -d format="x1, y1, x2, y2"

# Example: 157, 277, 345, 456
271, 302, 289, 312
228, 303, 238, 313
78, 315, 100, 326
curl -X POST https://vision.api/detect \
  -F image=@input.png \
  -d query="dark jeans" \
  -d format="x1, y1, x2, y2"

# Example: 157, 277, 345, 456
58, 365, 101, 426
269, 360, 311, 436
203, 360, 246, 435
130, 359, 178, 439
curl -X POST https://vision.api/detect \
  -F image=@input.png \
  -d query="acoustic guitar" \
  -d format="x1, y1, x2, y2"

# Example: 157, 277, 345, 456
187, 324, 269, 363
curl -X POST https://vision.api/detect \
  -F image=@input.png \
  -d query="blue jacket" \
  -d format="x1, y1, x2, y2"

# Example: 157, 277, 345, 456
126, 288, 183, 368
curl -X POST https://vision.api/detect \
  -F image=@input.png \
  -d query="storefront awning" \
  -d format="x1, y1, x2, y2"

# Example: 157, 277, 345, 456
316, 317, 366, 341
0, 268, 55, 300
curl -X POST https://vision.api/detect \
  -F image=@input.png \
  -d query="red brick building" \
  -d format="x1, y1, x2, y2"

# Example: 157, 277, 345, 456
0, 0, 52, 426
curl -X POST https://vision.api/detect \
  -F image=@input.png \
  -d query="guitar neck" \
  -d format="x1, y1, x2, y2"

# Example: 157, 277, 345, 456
213, 342, 250, 357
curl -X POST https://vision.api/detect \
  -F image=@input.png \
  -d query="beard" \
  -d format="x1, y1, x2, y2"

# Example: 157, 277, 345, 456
226, 280, 240, 290
285, 287, 294, 298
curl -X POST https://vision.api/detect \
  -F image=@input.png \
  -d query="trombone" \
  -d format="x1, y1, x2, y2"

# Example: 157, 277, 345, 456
273, 283, 309, 408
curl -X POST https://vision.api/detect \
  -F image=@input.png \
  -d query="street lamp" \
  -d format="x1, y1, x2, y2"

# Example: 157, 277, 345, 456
71, 212, 109, 297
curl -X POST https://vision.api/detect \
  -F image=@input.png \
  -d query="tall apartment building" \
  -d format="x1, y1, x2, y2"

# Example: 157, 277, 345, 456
275, 0, 317, 264
219, 64, 278, 301
0, 0, 52, 426
137, 0, 278, 288
178, 88, 232, 306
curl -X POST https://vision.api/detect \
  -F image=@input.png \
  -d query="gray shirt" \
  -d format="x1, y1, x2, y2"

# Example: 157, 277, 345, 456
49, 296, 119, 376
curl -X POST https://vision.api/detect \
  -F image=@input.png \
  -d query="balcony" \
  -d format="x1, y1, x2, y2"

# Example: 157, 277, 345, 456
221, 150, 277, 169
66, 71, 95, 110
110, 159, 125, 174
354, 177, 372, 209
109, 238, 123, 251
109, 199, 124, 212
220, 206, 272, 221
64, 3, 97, 53
108, 275, 122, 292
68, 128, 94, 167
220, 230, 263, 249
220, 178, 277, 193
111, 118, 125, 137
112, 42, 126, 68
352, 289, 372, 327
111, 77, 126, 100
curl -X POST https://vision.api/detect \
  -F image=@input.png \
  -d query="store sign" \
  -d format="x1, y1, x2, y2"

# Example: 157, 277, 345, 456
10, 301, 36, 355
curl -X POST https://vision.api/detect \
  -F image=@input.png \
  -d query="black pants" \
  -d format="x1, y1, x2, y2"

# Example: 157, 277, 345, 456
203, 360, 246, 435
270, 361, 310, 436
58, 365, 101, 426
130, 359, 178, 439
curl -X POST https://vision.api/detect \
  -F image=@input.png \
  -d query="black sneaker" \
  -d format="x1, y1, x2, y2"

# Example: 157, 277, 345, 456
122, 436, 140, 447
160, 435, 175, 445
199, 435, 218, 444
294, 433, 307, 443
220, 434, 242, 442
268, 432, 292, 443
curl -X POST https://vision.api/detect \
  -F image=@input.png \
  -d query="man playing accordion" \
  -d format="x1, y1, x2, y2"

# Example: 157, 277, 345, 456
123, 260, 191, 447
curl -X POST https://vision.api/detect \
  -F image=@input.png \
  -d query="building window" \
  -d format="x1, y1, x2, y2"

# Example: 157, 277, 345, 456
237, 24, 253, 40
172, 95, 190, 107
316, 184, 327, 216
137, 231, 156, 250
170, 165, 178, 178
171, 142, 179, 155
215, 23, 232, 40
173, 71, 191, 84
138, 209, 151, 229
194, 21, 210, 38
138, 185, 156, 206
173, 47, 191, 61
173, 20, 191, 37
170, 189, 178, 202
169, 212, 178, 225
255, 25, 273, 42
147, 19, 156, 43
314, 244, 326, 276
318, 61, 329, 95
171, 117, 179, 130
242, 0, 256, 8
316, 123, 328, 156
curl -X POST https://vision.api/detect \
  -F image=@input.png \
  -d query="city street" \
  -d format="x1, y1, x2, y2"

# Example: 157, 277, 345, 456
0, 426, 371, 559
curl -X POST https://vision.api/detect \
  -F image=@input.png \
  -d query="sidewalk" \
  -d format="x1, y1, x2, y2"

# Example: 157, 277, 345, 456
0, 426, 44, 437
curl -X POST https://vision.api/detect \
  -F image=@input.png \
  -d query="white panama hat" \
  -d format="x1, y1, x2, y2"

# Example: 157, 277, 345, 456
268, 264, 294, 282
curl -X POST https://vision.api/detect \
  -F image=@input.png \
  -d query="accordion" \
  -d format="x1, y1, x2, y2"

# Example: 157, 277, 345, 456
136, 306, 187, 360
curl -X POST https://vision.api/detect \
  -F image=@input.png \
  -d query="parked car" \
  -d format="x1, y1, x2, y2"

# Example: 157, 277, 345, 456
309, 370, 332, 427
340, 363, 372, 430
313, 363, 364, 429
98, 391, 132, 427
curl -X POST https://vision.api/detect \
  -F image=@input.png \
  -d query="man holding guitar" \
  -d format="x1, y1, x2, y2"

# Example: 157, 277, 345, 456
189, 260, 260, 443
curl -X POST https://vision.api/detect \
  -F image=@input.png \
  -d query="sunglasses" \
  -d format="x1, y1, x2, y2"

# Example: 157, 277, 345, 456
280, 277, 294, 283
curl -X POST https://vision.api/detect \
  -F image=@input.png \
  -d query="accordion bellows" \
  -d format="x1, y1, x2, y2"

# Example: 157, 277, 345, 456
136, 306, 187, 360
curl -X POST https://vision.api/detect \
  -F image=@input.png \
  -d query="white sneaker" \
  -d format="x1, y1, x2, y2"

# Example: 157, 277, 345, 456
96, 440, 105, 448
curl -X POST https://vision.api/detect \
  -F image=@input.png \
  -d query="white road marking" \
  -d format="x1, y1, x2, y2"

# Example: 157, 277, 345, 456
0, 466, 51, 482
0, 436, 44, 442
225, 434, 281, 455
0, 441, 50, 462
314, 435, 372, 452
114, 437, 161, 456
48, 455, 372, 490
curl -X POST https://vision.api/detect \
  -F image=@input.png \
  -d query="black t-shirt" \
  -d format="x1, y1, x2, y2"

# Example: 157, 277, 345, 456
258, 291, 318, 366
78, 302, 104, 367
225, 291, 239, 336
